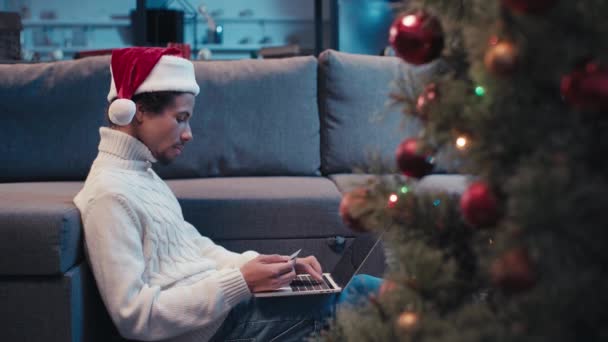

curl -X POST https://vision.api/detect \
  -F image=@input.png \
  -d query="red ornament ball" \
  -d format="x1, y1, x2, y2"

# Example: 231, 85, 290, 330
502, 0, 558, 14
388, 10, 444, 65
339, 187, 370, 233
460, 181, 499, 227
484, 40, 518, 76
490, 247, 536, 293
561, 62, 608, 112
416, 83, 438, 120
395, 138, 434, 179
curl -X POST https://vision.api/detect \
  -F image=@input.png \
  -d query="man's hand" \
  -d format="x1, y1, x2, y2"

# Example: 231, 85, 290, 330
294, 255, 323, 282
240, 254, 296, 293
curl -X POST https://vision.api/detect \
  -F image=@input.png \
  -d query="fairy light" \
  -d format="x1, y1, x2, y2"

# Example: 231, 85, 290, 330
475, 86, 485, 97
400, 186, 409, 194
398, 311, 419, 329
416, 95, 426, 109
456, 136, 468, 150
387, 193, 399, 209
433, 199, 441, 207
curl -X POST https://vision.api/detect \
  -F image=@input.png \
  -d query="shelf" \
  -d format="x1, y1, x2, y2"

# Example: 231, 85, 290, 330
22, 19, 130, 27
26, 46, 126, 53
24, 44, 275, 54
22, 17, 326, 28
190, 17, 330, 26
196, 44, 278, 52
211, 17, 314, 24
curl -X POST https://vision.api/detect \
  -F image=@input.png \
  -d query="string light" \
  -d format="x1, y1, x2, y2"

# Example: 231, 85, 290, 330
433, 199, 441, 207
456, 136, 468, 150
400, 186, 409, 194
397, 311, 419, 329
389, 193, 399, 203
388, 193, 399, 208
475, 86, 485, 97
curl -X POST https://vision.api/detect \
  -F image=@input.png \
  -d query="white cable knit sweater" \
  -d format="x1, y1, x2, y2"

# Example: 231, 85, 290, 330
74, 127, 258, 342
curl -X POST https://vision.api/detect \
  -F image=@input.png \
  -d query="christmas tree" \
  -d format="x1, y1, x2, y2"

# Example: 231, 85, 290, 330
322, 0, 608, 341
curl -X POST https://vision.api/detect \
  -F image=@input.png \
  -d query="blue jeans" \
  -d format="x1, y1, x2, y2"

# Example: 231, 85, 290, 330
210, 274, 382, 342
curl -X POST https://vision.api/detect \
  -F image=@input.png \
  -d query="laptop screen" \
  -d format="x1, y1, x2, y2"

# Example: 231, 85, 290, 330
330, 233, 382, 287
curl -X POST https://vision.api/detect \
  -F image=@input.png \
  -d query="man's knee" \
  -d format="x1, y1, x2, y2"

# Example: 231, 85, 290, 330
350, 274, 383, 293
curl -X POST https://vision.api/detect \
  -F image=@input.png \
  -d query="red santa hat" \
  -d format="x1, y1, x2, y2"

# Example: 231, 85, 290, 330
107, 47, 200, 126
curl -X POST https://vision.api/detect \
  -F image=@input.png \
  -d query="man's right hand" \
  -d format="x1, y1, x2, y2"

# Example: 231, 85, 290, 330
240, 254, 296, 293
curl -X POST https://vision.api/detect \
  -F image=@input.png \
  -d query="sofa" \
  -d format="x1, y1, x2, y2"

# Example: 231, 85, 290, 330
0, 49, 467, 342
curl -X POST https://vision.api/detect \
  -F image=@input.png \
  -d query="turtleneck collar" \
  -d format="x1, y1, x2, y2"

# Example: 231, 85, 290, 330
96, 127, 157, 171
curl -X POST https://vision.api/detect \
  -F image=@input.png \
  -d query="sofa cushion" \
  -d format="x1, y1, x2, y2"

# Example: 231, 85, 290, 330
166, 177, 353, 240
327, 174, 403, 194
329, 173, 469, 195
0, 55, 320, 182
0, 262, 118, 342
0, 182, 84, 275
318, 50, 438, 175
0, 56, 110, 182
155, 56, 321, 178
0, 177, 355, 275
415, 174, 470, 194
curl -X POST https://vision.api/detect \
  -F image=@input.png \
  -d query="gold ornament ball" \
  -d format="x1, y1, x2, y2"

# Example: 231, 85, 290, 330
397, 311, 419, 330
484, 41, 518, 76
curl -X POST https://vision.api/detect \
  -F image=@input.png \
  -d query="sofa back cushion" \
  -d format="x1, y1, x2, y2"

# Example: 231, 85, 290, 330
318, 49, 437, 175
155, 56, 320, 178
0, 55, 320, 182
0, 56, 110, 182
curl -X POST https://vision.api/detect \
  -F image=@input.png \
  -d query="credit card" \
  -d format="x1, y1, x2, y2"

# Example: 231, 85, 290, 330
289, 249, 302, 260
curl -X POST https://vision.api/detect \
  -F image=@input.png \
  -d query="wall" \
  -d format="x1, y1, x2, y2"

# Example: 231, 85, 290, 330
2, 0, 329, 60
336, 0, 396, 55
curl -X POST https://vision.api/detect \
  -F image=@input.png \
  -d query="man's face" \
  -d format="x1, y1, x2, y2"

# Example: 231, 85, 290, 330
135, 93, 195, 165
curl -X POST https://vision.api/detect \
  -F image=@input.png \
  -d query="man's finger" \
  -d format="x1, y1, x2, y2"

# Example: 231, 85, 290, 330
299, 256, 323, 276
310, 257, 323, 275
258, 254, 289, 263
274, 261, 295, 277
302, 264, 323, 282
276, 270, 296, 288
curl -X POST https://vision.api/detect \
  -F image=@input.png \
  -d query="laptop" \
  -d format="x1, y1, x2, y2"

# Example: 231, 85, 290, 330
254, 233, 382, 298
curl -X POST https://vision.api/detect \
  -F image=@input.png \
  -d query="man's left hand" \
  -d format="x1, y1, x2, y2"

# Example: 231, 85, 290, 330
294, 255, 323, 282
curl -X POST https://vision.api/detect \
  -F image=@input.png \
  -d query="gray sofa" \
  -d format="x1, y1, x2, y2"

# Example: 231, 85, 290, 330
0, 50, 466, 342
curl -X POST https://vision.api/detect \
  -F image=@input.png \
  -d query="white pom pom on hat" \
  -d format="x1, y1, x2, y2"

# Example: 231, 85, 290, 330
107, 47, 200, 126
108, 98, 137, 126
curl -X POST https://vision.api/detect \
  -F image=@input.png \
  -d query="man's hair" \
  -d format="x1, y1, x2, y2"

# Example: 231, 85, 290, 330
106, 91, 182, 127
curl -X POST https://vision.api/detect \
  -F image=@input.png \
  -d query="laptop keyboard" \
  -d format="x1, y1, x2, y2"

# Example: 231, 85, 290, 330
290, 274, 331, 292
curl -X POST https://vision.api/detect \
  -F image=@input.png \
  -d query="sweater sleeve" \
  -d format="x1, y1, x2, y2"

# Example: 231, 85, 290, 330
183, 221, 259, 269
82, 193, 252, 341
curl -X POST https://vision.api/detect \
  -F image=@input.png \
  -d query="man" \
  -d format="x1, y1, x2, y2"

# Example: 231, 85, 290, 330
74, 47, 380, 342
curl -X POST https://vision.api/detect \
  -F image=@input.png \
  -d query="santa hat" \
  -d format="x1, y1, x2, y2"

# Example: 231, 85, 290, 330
107, 47, 200, 126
